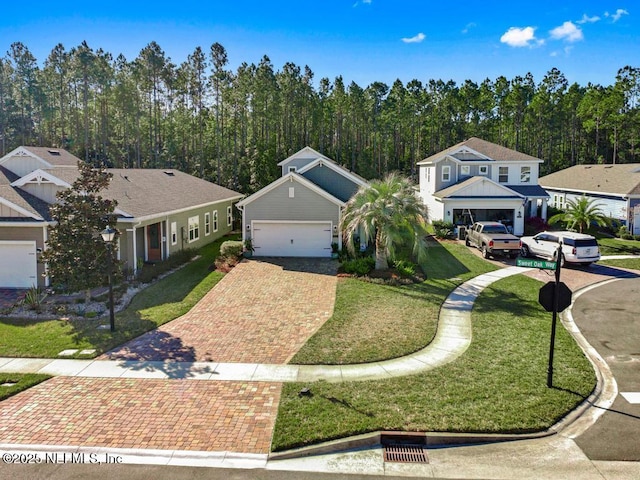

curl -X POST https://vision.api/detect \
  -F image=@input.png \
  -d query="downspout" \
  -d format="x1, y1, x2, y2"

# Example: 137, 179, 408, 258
127, 221, 142, 276
42, 224, 50, 287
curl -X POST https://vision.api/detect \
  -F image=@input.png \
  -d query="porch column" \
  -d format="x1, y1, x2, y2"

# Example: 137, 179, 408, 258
541, 199, 548, 221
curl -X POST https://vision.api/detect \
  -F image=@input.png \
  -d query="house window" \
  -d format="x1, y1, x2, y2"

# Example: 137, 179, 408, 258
213, 210, 218, 232
426, 167, 431, 182
442, 165, 451, 182
460, 165, 470, 175
170, 222, 177, 246
288, 166, 297, 173
479, 165, 488, 175
498, 166, 509, 183
520, 166, 531, 183
204, 212, 211, 236
188, 216, 199, 243
227, 206, 232, 226
289, 187, 295, 198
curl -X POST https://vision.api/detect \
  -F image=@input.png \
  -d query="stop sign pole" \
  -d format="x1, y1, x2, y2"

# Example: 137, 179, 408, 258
547, 243, 563, 388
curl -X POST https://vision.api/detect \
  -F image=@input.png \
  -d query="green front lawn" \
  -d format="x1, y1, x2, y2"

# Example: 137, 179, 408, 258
597, 236, 640, 256
272, 274, 596, 451
0, 235, 238, 358
291, 240, 497, 364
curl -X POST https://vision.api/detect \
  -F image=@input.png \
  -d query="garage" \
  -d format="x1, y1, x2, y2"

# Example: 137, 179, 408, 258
0, 241, 38, 288
252, 221, 332, 257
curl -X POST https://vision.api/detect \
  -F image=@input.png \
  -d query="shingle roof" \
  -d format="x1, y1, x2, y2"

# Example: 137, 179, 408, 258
21, 146, 81, 167
539, 164, 640, 196
0, 165, 19, 185
418, 137, 542, 164
0, 185, 51, 220
104, 169, 243, 218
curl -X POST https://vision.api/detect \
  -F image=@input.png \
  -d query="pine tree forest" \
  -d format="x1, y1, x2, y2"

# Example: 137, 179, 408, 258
2, 40, 640, 193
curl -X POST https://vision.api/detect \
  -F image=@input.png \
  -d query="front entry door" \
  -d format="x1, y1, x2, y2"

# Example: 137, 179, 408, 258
147, 223, 162, 261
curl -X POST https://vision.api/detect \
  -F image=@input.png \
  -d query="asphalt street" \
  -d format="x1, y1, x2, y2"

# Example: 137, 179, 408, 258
572, 277, 640, 461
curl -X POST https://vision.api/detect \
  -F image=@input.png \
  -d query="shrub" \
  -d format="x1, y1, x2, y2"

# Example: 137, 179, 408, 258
621, 233, 633, 240
21, 286, 46, 313
617, 225, 629, 238
524, 216, 550, 235
432, 220, 455, 239
214, 254, 240, 273
393, 259, 416, 277
341, 257, 375, 276
634, 235, 640, 242
220, 241, 243, 259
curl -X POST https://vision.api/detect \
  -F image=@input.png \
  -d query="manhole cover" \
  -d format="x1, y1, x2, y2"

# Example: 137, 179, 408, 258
383, 444, 429, 463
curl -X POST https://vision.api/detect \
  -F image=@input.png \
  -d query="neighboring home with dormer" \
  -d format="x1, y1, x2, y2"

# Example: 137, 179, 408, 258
0, 146, 243, 289
236, 146, 368, 257
539, 163, 640, 235
417, 138, 550, 236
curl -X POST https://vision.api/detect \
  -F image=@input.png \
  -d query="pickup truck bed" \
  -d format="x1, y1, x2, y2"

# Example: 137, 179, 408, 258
465, 221, 521, 259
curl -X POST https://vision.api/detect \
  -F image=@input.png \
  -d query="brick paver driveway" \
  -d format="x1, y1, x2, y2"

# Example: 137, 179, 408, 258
102, 258, 338, 364
1, 258, 336, 454
0, 377, 280, 453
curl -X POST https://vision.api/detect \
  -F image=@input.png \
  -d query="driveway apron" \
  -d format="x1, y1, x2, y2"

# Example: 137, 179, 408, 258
102, 259, 338, 364
0, 259, 337, 454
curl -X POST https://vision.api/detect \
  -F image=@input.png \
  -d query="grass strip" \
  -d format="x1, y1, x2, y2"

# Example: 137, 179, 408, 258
0, 373, 51, 401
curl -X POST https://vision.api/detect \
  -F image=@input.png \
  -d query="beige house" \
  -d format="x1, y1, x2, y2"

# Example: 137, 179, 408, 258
0, 146, 242, 288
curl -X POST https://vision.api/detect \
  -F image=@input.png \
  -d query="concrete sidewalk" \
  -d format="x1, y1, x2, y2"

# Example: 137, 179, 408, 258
0, 267, 526, 383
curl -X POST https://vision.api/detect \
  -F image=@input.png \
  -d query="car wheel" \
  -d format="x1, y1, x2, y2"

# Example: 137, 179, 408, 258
465, 236, 471, 247
553, 252, 565, 267
481, 245, 489, 259
521, 244, 530, 258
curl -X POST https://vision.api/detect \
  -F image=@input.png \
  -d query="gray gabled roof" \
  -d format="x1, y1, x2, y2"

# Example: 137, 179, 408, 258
20, 146, 81, 167
104, 169, 243, 219
418, 137, 543, 165
539, 163, 640, 196
434, 176, 526, 199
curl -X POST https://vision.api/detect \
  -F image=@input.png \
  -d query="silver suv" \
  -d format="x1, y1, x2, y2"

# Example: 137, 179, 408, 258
520, 231, 600, 266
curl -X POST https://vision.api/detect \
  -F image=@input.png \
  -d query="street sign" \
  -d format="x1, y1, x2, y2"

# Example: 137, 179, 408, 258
517, 258, 557, 270
539, 281, 572, 312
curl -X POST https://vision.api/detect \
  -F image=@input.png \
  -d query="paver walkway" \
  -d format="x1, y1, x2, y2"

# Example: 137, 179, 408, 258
101, 259, 338, 364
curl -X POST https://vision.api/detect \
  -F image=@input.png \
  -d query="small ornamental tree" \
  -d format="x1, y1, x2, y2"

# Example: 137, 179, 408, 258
42, 162, 117, 299
548, 195, 608, 233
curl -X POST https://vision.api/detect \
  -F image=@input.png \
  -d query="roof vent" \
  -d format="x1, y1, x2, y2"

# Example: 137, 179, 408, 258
584, 166, 592, 169
604, 165, 613, 168
48, 150, 61, 156
164, 171, 175, 176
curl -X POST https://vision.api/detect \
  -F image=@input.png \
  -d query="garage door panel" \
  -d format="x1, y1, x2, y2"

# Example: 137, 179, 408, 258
253, 222, 332, 257
0, 241, 38, 288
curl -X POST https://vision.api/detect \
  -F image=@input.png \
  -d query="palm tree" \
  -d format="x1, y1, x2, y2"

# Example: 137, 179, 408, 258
341, 173, 429, 270
548, 195, 608, 233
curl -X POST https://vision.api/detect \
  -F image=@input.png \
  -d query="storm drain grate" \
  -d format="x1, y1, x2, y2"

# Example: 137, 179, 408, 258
383, 444, 429, 463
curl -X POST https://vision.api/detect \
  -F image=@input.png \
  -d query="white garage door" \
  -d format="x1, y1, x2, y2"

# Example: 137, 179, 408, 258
253, 222, 332, 257
0, 241, 38, 288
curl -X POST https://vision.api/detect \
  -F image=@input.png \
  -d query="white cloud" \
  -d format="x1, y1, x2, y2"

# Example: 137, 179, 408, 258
500, 26, 537, 47
605, 9, 629, 22
401, 32, 426, 44
550, 21, 584, 42
462, 22, 476, 34
576, 13, 600, 24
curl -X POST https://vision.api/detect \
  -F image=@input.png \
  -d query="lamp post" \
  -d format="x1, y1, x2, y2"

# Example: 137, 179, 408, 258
101, 227, 117, 332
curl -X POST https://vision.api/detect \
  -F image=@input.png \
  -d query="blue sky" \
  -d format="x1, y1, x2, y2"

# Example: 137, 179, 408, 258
1, 1, 637, 87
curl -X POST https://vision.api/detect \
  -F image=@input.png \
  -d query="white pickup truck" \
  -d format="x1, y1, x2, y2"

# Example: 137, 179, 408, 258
465, 221, 521, 259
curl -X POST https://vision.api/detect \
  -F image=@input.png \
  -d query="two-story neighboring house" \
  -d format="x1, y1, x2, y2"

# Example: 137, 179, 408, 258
417, 138, 549, 236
